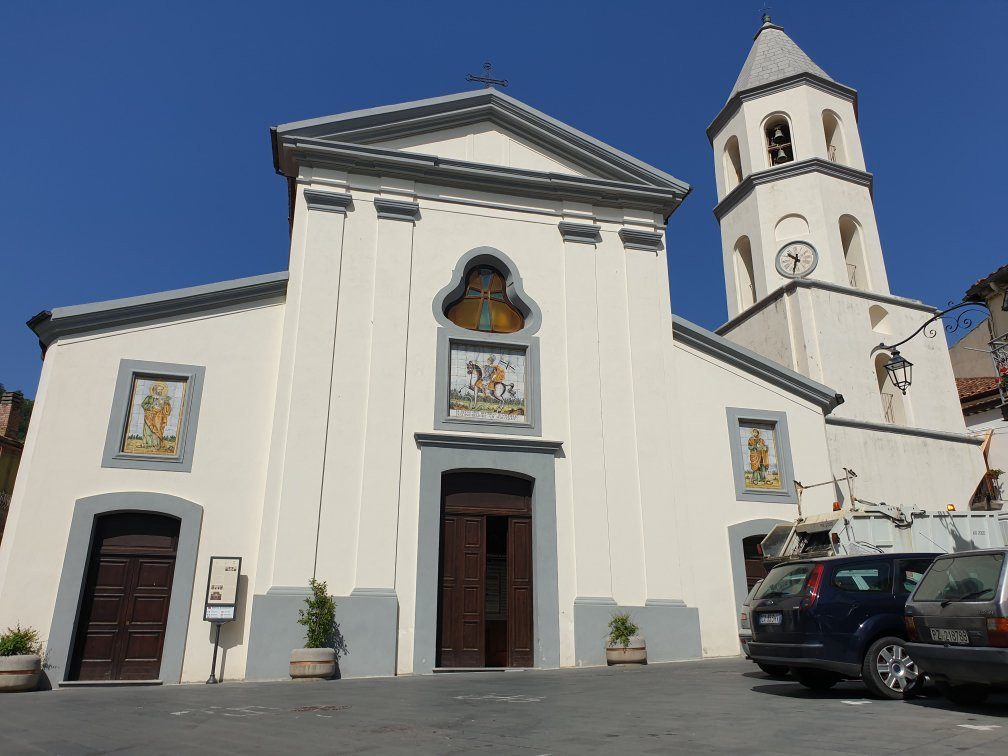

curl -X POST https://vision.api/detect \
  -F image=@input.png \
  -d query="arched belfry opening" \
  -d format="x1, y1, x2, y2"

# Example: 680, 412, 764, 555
875, 352, 908, 425
764, 115, 794, 166
839, 215, 869, 290
436, 472, 533, 668
734, 236, 757, 312
822, 110, 847, 164
724, 135, 743, 191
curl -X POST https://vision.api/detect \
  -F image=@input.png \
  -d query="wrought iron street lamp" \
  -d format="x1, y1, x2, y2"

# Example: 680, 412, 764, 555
883, 349, 913, 395
871, 300, 991, 395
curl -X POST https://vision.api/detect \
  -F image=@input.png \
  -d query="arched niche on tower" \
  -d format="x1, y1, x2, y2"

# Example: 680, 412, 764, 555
723, 135, 743, 192
822, 110, 847, 165
774, 213, 809, 241
868, 304, 891, 334
761, 112, 795, 168
733, 236, 757, 312
839, 215, 869, 291
874, 352, 909, 426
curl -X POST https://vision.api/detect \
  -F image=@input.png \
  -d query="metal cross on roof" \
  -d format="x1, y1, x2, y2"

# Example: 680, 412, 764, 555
466, 62, 508, 89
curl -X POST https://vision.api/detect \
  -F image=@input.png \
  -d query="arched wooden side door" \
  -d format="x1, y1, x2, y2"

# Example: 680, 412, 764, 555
437, 473, 533, 668
70, 513, 180, 681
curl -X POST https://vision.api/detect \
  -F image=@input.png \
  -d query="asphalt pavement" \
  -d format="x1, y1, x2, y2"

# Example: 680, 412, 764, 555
2, 657, 1006, 754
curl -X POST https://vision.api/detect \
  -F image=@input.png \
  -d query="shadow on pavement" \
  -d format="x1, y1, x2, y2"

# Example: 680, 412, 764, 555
904, 692, 1008, 718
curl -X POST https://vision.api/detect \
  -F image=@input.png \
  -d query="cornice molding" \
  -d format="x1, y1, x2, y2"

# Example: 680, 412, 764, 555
707, 72, 858, 142
716, 279, 936, 336
672, 314, 843, 413
374, 197, 420, 222
27, 272, 289, 352
824, 415, 984, 446
303, 189, 353, 213
713, 158, 873, 220
414, 431, 563, 455
619, 228, 664, 252
279, 137, 688, 220
558, 221, 601, 244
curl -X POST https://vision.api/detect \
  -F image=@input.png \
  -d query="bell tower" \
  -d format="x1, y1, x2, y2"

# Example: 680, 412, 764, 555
709, 14, 889, 320
709, 15, 968, 439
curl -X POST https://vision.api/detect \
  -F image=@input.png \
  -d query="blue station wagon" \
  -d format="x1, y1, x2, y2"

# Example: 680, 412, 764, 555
747, 552, 937, 698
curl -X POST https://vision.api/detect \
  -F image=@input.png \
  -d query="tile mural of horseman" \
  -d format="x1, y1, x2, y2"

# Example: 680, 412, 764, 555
448, 343, 527, 423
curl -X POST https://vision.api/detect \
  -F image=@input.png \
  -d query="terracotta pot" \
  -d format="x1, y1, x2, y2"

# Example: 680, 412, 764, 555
605, 637, 647, 665
289, 648, 336, 680
0, 654, 42, 692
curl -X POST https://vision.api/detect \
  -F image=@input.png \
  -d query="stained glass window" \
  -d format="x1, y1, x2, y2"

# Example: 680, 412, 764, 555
445, 267, 524, 333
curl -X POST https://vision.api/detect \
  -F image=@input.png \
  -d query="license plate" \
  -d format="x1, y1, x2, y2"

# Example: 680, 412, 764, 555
758, 612, 782, 625
930, 628, 969, 645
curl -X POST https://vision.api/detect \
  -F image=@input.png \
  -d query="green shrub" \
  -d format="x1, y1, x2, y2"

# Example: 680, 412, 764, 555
0, 624, 42, 657
607, 612, 639, 648
297, 578, 339, 649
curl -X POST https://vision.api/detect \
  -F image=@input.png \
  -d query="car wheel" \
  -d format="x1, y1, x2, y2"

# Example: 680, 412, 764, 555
793, 668, 841, 690
862, 636, 923, 700
756, 662, 790, 679
935, 682, 991, 705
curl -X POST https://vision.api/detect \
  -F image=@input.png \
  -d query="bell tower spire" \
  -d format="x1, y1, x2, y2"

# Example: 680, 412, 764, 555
707, 15, 887, 320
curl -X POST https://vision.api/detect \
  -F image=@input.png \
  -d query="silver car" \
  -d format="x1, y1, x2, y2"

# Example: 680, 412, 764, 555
739, 579, 788, 678
905, 549, 1008, 704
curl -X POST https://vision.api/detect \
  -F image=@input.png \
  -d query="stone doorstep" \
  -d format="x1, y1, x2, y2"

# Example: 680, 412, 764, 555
58, 679, 163, 689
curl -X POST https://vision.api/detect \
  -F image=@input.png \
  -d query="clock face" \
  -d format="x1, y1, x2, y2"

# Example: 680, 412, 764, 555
775, 241, 818, 278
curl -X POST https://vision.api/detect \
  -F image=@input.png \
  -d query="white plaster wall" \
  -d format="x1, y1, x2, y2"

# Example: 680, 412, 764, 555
669, 340, 836, 658
825, 424, 986, 510
0, 302, 284, 683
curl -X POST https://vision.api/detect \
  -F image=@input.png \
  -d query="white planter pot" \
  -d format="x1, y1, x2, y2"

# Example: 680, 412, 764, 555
289, 648, 336, 680
605, 637, 647, 666
0, 654, 42, 692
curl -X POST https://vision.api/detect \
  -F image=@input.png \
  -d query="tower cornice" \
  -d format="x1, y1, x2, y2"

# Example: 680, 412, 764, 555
706, 72, 858, 144
712, 157, 873, 221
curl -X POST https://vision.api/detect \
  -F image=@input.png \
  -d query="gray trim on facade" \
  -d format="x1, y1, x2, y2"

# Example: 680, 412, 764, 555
432, 247, 545, 437
245, 587, 399, 680
824, 415, 985, 446
303, 189, 353, 213
273, 89, 690, 195
672, 314, 843, 412
716, 279, 937, 336
727, 518, 791, 621
280, 137, 688, 219
433, 330, 543, 436
725, 407, 799, 504
412, 433, 562, 673
101, 360, 206, 472
712, 158, 873, 220
374, 198, 421, 222
558, 222, 601, 245
572, 597, 702, 667
707, 72, 858, 142
28, 272, 289, 350
47, 493, 203, 686
618, 228, 664, 252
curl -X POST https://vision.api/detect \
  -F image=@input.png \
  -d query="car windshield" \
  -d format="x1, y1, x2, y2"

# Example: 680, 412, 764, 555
753, 563, 813, 599
913, 553, 1005, 603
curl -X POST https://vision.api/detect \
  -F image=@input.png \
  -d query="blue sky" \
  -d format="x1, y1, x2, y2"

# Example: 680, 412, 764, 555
1, 1, 1004, 397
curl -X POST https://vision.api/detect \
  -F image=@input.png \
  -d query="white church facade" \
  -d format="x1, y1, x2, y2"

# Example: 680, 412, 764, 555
0, 18, 985, 685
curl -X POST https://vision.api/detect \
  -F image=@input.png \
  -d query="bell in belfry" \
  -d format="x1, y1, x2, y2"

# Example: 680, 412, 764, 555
774, 147, 788, 164
772, 125, 786, 144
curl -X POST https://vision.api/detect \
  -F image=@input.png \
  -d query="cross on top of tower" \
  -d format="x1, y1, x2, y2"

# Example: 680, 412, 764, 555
466, 62, 508, 89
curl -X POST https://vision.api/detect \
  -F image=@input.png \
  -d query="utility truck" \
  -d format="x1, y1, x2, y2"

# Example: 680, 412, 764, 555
760, 503, 1007, 567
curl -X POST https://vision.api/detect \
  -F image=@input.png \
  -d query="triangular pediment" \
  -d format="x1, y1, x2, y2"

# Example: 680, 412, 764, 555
272, 90, 689, 195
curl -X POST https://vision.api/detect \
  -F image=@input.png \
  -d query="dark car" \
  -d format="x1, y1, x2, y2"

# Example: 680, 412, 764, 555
747, 552, 937, 698
905, 548, 1008, 704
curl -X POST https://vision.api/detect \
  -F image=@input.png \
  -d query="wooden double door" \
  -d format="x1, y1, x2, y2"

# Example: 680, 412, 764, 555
70, 513, 179, 681
438, 473, 533, 668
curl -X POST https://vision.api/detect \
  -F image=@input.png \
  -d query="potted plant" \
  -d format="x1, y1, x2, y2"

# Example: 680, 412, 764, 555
605, 612, 646, 665
0, 624, 43, 693
289, 578, 338, 680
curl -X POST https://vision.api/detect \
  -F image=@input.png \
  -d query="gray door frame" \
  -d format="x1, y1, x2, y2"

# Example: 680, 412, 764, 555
412, 433, 561, 673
